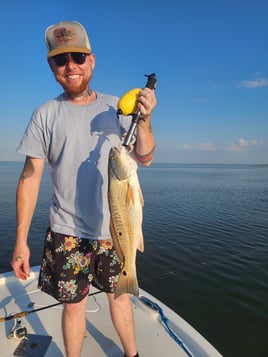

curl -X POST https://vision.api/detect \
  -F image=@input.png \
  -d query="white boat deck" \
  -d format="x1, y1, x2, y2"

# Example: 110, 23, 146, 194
0, 267, 222, 357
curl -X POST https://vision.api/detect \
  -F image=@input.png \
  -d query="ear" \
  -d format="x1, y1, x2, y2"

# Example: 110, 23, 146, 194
47, 58, 55, 72
89, 53, 96, 70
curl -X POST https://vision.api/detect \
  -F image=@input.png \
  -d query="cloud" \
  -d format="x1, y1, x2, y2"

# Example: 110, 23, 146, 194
226, 138, 258, 152
181, 142, 215, 151
239, 77, 268, 88
180, 138, 258, 152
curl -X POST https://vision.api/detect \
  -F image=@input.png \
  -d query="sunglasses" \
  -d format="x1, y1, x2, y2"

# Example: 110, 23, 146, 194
52, 52, 88, 67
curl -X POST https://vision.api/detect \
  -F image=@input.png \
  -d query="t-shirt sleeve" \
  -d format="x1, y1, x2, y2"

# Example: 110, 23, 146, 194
17, 109, 49, 159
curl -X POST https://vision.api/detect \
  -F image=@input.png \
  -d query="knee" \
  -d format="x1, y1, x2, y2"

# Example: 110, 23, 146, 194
116, 293, 131, 303
108, 292, 131, 303
107, 293, 132, 310
64, 296, 88, 314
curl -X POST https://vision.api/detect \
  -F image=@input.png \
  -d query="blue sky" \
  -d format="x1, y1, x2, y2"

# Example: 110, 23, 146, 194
1, 0, 267, 164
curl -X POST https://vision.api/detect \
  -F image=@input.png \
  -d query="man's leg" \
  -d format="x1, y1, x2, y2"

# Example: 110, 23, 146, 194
62, 296, 88, 357
107, 292, 138, 357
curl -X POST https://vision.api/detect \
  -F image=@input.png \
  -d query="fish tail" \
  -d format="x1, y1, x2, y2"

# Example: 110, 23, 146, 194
114, 271, 139, 299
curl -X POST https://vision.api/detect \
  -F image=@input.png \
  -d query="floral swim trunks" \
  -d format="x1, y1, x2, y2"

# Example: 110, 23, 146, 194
38, 227, 122, 303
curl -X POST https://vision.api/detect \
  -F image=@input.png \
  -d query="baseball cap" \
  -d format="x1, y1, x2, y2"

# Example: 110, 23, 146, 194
45, 21, 91, 57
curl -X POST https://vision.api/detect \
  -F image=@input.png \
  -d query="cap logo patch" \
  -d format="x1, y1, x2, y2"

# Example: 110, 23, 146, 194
54, 27, 77, 46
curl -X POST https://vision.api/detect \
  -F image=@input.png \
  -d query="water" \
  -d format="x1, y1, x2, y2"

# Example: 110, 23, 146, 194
1, 162, 268, 357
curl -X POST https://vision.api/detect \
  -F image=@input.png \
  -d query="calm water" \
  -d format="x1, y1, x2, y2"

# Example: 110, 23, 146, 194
1, 162, 268, 357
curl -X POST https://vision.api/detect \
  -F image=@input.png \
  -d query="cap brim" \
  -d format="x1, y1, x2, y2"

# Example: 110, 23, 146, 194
48, 46, 91, 57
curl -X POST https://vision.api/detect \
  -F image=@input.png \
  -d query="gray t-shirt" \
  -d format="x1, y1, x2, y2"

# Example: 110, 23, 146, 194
17, 92, 131, 240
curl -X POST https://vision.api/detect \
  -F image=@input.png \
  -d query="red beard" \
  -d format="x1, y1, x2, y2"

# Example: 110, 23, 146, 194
55, 71, 92, 98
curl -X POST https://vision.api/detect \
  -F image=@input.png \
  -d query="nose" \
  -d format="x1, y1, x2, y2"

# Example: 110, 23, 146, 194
65, 53, 76, 66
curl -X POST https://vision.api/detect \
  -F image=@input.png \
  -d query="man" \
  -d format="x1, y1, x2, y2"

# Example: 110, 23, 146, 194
10, 21, 156, 357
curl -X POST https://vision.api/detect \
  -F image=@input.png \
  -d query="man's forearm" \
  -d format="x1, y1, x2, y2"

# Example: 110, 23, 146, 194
16, 157, 45, 242
134, 119, 155, 165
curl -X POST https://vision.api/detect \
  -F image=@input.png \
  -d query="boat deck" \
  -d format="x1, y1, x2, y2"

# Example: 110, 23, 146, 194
0, 267, 222, 357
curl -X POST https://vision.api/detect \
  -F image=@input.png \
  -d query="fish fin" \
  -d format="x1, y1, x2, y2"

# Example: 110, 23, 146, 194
109, 218, 125, 264
114, 270, 139, 299
138, 186, 144, 206
127, 182, 136, 204
137, 231, 144, 252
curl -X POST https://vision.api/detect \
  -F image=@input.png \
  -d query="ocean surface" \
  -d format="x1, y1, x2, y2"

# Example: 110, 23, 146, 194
1, 161, 268, 357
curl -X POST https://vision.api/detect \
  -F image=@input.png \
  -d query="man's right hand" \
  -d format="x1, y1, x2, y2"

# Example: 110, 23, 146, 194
10, 244, 30, 280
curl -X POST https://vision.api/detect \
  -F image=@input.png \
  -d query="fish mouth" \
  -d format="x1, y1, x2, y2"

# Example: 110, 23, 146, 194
109, 147, 137, 180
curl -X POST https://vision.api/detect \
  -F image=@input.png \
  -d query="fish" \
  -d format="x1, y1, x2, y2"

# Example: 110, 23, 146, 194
108, 142, 144, 299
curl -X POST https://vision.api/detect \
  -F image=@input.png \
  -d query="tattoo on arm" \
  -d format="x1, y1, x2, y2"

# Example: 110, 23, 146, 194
20, 157, 34, 183
139, 121, 153, 133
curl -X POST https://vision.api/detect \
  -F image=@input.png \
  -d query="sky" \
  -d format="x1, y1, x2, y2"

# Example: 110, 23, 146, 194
1, 0, 268, 164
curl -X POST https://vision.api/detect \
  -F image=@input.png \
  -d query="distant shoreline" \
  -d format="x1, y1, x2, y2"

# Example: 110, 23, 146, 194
0, 161, 267, 167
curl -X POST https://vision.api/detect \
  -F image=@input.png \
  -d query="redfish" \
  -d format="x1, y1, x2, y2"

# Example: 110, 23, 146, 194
108, 144, 144, 298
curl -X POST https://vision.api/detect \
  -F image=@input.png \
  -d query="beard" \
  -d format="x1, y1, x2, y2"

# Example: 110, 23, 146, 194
55, 72, 92, 98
